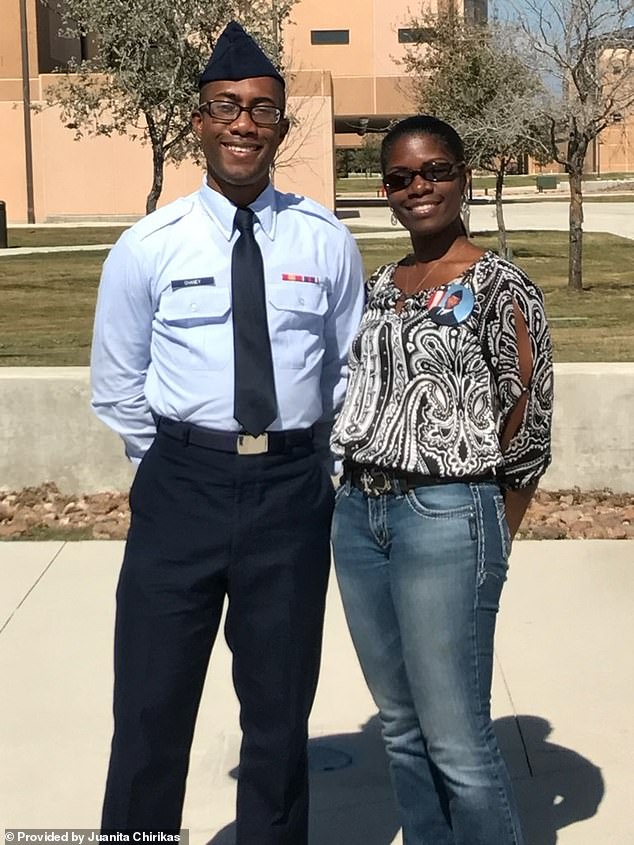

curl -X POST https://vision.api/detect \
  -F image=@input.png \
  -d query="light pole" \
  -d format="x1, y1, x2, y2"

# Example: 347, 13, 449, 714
19, 0, 36, 223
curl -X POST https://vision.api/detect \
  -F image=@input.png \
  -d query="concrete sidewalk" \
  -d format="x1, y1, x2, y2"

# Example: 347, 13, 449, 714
1, 540, 632, 844
2, 199, 633, 257
345, 201, 634, 241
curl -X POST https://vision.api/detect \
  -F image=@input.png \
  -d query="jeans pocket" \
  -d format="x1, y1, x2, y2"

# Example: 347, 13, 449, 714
470, 484, 510, 588
494, 493, 512, 561
405, 485, 474, 520
334, 481, 351, 505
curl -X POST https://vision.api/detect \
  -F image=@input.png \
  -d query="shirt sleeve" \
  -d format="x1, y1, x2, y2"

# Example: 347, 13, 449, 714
314, 228, 365, 470
481, 265, 554, 489
90, 230, 156, 462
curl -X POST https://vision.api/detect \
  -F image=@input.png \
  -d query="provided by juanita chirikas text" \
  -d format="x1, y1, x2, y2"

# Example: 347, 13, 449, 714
5, 833, 187, 844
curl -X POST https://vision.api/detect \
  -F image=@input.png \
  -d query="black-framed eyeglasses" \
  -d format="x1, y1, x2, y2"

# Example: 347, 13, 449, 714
383, 161, 465, 193
198, 100, 283, 126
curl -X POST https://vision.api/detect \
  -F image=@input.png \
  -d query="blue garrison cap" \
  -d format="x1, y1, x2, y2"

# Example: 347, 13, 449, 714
199, 21, 285, 89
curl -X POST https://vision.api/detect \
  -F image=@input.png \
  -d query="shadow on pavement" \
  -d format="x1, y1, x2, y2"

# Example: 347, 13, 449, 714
498, 715, 604, 845
207, 715, 603, 845
207, 716, 398, 845
205, 826, 235, 845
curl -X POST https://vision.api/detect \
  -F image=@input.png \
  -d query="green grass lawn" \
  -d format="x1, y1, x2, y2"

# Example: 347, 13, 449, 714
335, 175, 543, 193
356, 231, 634, 362
336, 176, 384, 194
7, 226, 130, 248
0, 251, 105, 365
501, 194, 634, 204
473, 172, 634, 190
337, 173, 634, 194
0, 231, 632, 364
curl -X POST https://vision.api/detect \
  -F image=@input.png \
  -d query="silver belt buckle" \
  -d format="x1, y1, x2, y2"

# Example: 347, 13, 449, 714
237, 433, 269, 455
360, 467, 393, 497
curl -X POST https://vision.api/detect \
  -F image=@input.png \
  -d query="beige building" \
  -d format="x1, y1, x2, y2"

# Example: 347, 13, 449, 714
284, 0, 486, 141
0, 0, 488, 221
1, 0, 631, 223
1, 0, 339, 222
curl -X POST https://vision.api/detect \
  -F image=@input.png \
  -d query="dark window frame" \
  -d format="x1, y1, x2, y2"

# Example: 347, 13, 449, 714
310, 29, 350, 46
398, 27, 434, 44
36, 1, 97, 73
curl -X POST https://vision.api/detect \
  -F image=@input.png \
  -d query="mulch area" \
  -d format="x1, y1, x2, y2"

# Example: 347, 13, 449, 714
1, 483, 633, 541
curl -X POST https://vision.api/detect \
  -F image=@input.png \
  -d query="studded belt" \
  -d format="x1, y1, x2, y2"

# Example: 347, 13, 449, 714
342, 462, 495, 498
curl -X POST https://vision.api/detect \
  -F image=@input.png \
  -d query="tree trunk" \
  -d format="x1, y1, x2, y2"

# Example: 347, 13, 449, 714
495, 166, 508, 258
146, 144, 165, 215
568, 166, 584, 291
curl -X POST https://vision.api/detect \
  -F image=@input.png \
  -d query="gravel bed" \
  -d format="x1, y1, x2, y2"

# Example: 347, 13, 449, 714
1, 484, 633, 541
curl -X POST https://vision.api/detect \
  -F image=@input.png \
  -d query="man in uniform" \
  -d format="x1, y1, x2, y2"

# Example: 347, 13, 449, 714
91, 20, 364, 844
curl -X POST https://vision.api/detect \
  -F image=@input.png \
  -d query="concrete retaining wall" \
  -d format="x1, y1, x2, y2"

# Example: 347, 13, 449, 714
0, 369, 134, 493
543, 363, 634, 492
0, 365, 633, 493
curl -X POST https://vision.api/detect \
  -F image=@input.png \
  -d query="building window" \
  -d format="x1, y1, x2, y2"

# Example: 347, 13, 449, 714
463, 0, 488, 25
36, 2, 97, 73
398, 28, 434, 44
310, 30, 350, 45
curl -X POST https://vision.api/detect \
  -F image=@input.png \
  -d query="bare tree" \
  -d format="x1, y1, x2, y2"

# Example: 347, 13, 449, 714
40, 0, 298, 213
402, 8, 552, 256
515, 0, 634, 290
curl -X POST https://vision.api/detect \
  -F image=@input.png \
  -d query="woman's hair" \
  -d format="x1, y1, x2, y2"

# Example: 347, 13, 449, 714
380, 115, 465, 174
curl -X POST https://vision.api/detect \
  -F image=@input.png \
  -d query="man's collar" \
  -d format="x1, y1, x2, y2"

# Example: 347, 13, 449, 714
198, 177, 277, 241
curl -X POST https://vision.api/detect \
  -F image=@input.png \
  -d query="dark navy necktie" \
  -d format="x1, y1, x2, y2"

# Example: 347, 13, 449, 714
231, 207, 278, 435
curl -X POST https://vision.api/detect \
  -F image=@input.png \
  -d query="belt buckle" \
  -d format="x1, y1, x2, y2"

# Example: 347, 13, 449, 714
360, 467, 393, 498
237, 433, 269, 455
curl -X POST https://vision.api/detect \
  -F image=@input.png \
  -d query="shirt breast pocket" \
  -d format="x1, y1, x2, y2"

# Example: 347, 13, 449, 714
267, 283, 328, 369
157, 286, 232, 370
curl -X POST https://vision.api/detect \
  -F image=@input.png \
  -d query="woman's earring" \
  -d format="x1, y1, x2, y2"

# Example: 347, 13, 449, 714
390, 209, 398, 227
460, 194, 470, 236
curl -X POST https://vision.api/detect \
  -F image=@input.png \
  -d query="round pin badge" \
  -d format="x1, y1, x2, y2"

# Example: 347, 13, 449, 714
427, 283, 475, 327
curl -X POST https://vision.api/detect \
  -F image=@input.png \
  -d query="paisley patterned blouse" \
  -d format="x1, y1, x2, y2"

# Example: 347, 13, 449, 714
331, 251, 553, 489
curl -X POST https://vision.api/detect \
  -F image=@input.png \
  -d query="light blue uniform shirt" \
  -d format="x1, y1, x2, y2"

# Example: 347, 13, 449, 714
91, 179, 365, 467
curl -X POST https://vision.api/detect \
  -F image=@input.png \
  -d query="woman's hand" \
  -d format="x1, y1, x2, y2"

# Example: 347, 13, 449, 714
503, 484, 537, 540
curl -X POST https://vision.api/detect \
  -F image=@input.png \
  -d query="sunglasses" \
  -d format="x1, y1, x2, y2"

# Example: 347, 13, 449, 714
383, 161, 465, 193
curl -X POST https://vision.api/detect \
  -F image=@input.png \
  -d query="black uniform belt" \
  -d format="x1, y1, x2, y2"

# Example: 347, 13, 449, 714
342, 461, 495, 498
155, 416, 314, 455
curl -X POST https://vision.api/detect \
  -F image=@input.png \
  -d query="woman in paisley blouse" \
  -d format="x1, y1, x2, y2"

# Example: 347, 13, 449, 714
331, 116, 553, 845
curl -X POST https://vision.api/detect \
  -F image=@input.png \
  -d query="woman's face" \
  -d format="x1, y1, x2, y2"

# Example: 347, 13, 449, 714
383, 133, 466, 237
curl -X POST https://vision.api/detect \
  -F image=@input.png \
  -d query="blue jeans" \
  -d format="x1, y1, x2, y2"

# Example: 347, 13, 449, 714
331, 480, 523, 845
